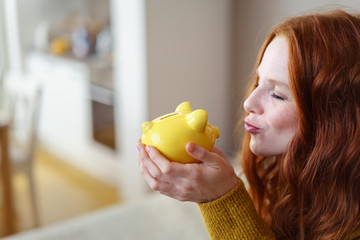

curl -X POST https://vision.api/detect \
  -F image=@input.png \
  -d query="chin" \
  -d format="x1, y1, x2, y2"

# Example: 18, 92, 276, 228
250, 144, 282, 157
250, 145, 265, 156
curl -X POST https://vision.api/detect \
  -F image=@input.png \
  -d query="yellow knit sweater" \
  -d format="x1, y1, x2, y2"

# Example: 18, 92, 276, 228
198, 179, 360, 240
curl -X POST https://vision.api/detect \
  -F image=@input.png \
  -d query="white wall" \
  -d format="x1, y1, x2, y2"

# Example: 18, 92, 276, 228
146, 0, 236, 156
111, 0, 149, 200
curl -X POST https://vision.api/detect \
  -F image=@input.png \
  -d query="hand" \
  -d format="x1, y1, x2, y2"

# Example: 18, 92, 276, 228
137, 140, 239, 203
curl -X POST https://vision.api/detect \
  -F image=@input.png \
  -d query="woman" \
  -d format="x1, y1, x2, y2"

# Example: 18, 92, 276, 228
138, 10, 360, 240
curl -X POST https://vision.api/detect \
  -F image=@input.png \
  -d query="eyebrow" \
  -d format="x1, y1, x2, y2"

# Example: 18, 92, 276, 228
256, 69, 290, 89
268, 79, 290, 89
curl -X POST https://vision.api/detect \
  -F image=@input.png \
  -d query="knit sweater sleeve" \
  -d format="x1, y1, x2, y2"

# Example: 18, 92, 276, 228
197, 178, 276, 240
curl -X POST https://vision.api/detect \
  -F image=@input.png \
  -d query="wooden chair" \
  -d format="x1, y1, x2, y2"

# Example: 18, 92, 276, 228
0, 123, 15, 236
2, 75, 42, 228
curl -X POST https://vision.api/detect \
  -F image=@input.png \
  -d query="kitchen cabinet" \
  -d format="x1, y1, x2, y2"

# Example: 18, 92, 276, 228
26, 52, 120, 186
2, 0, 124, 190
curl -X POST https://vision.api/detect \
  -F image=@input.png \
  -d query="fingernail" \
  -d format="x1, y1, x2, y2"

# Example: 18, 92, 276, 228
145, 145, 151, 153
187, 143, 197, 153
188, 143, 202, 158
137, 144, 141, 151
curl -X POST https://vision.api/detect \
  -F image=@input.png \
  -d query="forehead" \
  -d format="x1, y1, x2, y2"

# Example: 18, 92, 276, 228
257, 36, 290, 86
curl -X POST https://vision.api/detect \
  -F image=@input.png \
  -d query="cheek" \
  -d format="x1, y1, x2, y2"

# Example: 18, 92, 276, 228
269, 107, 298, 135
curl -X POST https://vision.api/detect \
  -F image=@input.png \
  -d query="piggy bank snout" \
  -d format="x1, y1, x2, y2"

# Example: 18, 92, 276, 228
213, 126, 220, 139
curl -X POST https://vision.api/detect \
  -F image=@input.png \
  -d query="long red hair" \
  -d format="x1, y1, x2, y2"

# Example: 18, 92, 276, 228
240, 10, 360, 240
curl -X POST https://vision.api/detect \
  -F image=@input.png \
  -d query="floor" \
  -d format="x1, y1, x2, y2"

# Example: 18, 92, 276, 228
0, 146, 121, 238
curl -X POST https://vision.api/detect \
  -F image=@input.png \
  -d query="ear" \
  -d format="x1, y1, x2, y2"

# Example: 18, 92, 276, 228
186, 109, 208, 133
142, 122, 153, 132
175, 101, 192, 113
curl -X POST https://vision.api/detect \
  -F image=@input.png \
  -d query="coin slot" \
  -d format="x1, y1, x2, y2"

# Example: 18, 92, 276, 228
159, 113, 178, 120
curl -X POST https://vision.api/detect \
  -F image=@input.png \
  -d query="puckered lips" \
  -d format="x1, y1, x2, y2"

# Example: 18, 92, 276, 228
244, 119, 261, 134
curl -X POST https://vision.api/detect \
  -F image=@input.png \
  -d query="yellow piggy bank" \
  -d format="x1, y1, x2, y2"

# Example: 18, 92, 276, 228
141, 101, 220, 163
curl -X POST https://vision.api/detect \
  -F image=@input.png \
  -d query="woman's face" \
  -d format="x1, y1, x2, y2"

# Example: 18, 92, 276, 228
243, 36, 298, 157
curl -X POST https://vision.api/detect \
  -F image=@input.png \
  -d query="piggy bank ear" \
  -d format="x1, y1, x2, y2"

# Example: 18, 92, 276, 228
175, 101, 192, 113
186, 109, 208, 133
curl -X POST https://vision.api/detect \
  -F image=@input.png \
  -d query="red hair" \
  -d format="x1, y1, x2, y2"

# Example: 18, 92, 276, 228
240, 10, 360, 240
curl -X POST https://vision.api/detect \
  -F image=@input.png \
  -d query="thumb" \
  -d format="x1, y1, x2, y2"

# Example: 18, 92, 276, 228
186, 142, 216, 163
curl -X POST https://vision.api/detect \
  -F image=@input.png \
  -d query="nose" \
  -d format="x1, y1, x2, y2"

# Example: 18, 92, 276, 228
243, 88, 263, 114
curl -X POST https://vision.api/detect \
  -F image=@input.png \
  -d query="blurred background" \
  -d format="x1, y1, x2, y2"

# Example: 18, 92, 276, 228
0, 0, 359, 239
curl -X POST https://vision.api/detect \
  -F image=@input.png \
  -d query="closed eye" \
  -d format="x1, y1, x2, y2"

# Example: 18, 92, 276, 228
271, 93, 285, 101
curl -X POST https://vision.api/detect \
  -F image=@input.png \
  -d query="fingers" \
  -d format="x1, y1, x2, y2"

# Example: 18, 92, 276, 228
138, 143, 171, 192
212, 146, 226, 159
138, 143, 185, 180
138, 140, 237, 202
145, 145, 191, 177
138, 144, 159, 186
186, 143, 220, 165
138, 144, 163, 179
144, 146, 173, 175
139, 158, 160, 190
138, 143, 186, 196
